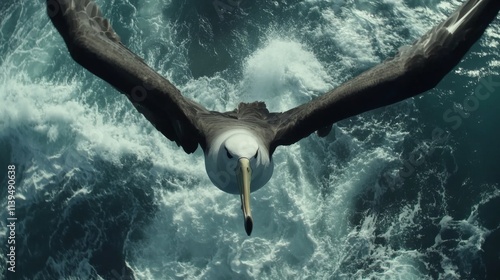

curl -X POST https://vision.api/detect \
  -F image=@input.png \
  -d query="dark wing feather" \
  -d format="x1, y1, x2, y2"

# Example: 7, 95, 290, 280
46, 0, 210, 153
269, 0, 500, 153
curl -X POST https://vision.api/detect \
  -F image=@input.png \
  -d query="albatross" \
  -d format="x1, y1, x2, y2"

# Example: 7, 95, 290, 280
46, 0, 500, 235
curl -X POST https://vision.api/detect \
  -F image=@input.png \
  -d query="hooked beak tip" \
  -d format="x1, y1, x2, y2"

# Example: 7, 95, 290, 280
238, 157, 253, 236
244, 216, 253, 236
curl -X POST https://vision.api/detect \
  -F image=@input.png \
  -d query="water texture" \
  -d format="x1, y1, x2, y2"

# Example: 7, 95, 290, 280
0, 0, 499, 279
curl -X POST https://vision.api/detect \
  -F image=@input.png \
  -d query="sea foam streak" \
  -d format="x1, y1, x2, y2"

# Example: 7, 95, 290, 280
0, 0, 499, 279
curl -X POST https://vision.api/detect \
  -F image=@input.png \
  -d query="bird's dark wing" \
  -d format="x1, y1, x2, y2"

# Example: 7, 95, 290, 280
46, 0, 210, 153
269, 0, 500, 153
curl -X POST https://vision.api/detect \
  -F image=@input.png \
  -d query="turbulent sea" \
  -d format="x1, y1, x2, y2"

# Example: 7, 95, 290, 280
1, 0, 499, 279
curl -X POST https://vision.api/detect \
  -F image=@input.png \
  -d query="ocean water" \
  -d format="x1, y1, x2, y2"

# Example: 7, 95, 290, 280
0, 0, 499, 279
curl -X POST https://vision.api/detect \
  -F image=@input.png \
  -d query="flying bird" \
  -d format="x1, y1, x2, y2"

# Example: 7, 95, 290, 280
46, 0, 500, 235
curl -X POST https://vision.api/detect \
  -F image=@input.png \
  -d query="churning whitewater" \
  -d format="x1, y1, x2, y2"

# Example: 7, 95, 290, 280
0, 0, 499, 279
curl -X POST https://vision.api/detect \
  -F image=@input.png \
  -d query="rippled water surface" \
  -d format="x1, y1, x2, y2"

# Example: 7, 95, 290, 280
1, 0, 499, 279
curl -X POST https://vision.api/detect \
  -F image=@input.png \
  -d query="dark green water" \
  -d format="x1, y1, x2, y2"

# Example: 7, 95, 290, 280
0, 0, 499, 279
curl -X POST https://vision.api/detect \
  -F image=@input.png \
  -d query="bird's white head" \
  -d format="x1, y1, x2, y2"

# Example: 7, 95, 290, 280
205, 129, 274, 235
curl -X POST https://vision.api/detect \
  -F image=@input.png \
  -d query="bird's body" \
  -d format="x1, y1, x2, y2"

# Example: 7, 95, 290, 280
46, 0, 500, 235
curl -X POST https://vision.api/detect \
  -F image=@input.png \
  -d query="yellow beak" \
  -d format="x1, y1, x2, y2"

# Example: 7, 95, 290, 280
237, 157, 253, 236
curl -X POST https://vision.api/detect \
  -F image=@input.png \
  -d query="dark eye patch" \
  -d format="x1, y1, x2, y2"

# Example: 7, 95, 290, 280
225, 147, 233, 158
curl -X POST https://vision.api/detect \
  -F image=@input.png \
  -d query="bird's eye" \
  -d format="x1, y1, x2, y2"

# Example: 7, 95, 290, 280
253, 150, 258, 159
225, 147, 233, 159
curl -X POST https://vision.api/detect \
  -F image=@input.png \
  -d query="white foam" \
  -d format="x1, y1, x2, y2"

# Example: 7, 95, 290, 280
241, 39, 331, 112
2, 0, 497, 279
115, 1, 443, 278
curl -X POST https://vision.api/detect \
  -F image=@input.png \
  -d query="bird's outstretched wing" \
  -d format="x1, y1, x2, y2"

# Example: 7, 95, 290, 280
46, 0, 209, 153
269, 0, 500, 153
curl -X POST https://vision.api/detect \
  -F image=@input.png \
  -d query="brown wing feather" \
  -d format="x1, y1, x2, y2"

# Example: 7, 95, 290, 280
47, 0, 210, 153
268, 0, 500, 154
